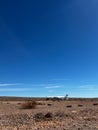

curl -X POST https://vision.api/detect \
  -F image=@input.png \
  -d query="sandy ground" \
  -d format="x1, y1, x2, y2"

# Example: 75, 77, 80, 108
0, 100, 98, 130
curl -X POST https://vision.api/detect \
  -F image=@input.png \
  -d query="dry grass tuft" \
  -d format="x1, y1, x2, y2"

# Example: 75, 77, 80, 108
21, 100, 37, 109
34, 112, 53, 122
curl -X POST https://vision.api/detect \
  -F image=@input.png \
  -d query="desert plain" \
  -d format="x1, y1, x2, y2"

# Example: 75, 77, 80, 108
0, 97, 98, 130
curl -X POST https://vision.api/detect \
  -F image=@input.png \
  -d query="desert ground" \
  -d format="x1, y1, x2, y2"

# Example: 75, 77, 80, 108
0, 97, 98, 130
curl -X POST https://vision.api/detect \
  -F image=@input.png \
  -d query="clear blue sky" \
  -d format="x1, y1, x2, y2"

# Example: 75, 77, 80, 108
0, 0, 98, 97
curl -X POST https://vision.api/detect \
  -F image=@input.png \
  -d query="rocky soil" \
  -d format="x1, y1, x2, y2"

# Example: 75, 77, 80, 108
0, 100, 98, 130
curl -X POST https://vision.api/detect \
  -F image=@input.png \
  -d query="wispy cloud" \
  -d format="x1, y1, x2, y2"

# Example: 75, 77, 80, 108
31, 84, 54, 86
21, 83, 55, 87
0, 83, 19, 87
0, 83, 58, 87
45, 86, 62, 89
51, 78, 70, 81
78, 85, 98, 91
0, 88, 34, 92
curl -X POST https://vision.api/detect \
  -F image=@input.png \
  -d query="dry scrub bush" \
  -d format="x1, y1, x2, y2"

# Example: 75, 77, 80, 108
66, 105, 72, 108
37, 102, 45, 105
34, 112, 53, 122
21, 100, 37, 109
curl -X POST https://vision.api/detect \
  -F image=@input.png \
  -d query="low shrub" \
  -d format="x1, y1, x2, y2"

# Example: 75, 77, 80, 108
21, 100, 37, 109
34, 112, 53, 122
66, 105, 72, 108
46, 98, 50, 101
45, 112, 53, 119
47, 103, 52, 106
37, 102, 45, 105
33, 113, 44, 121
93, 103, 98, 106
78, 104, 83, 107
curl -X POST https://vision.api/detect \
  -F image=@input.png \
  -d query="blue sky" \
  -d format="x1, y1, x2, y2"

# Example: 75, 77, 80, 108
0, 0, 98, 97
